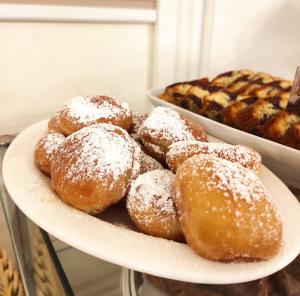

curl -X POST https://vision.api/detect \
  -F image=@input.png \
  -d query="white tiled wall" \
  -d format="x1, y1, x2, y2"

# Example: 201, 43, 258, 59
0, 22, 153, 134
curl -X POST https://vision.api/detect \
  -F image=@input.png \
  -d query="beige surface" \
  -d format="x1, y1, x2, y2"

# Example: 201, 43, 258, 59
0, 22, 153, 134
207, 0, 300, 79
0, 0, 155, 9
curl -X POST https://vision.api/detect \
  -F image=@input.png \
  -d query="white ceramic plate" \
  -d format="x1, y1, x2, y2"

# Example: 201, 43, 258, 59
147, 89, 300, 189
3, 120, 300, 284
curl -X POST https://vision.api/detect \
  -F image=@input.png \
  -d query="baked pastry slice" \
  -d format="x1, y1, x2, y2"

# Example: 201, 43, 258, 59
200, 90, 235, 121
265, 95, 289, 110
260, 111, 300, 142
220, 95, 259, 126
173, 78, 220, 113
159, 69, 299, 150
234, 99, 279, 134
266, 79, 292, 91
226, 72, 256, 93
159, 78, 208, 104
238, 72, 276, 95
211, 69, 254, 87
182, 81, 236, 121
281, 122, 300, 149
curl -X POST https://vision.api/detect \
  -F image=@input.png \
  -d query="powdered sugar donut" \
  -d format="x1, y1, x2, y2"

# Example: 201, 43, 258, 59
51, 123, 141, 214
34, 133, 65, 176
127, 169, 182, 241
48, 110, 63, 134
59, 95, 132, 135
167, 141, 261, 174
174, 155, 282, 261
140, 150, 163, 174
129, 112, 148, 141
138, 107, 208, 162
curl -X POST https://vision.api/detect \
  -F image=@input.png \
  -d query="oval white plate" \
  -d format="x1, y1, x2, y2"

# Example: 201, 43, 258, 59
147, 89, 300, 189
3, 120, 300, 284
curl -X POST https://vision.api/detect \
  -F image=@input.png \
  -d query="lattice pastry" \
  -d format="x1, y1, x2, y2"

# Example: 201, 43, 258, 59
159, 69, 300, 150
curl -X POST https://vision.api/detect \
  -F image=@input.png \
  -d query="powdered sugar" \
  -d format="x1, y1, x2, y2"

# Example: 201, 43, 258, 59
130, 112, 148, 140
127, 169, 176, 215
143, 141, 165, 158
138, 107, 199, 142
185, 155, 270, 204
38, 133, 65, 158
48, 110, 62, 133
140, 150, 163, 174
61, 95, 131, 125
52, 123, 140, 189
131, 140, 142, 180
167, 141, 261, 172
176, 154, 282, 252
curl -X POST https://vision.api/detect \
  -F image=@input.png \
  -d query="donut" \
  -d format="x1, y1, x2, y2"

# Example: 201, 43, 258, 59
127, 169, 183, 241
51, 123, 141, 214
174, 155, 282, 261
166, 141, 261, 174
48, 111, 63, 134
138, 107, 208, 162
129, 112, 148, 141
34, 133, 65, 176
140, 150, 163, 174
58, 95, 132, 135
142, 140, 166, 163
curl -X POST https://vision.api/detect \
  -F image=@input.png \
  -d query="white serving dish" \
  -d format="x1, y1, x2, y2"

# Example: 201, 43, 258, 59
3, 120, 300, 284
147, 89, 300, 189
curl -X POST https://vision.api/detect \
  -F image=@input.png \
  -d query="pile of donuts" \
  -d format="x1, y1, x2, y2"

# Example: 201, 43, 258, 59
34, 95, 282, 262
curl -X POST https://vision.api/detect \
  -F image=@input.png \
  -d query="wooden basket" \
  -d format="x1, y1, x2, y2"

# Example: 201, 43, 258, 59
0, 249, 23, 296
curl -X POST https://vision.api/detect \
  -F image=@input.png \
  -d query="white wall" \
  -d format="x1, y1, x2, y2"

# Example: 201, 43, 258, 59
0, 22, 153, 134
203, 0, 300, 80
2, 0, 300, 135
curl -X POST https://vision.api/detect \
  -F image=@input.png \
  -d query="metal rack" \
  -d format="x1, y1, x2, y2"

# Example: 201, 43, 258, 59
0, 137, 74, 296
